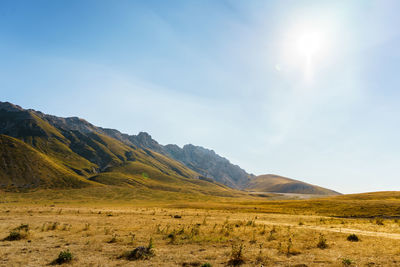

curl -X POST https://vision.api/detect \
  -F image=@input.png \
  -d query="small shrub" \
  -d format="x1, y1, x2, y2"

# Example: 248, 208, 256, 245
375, 218, 384, 225
342, 258, 353, 266
202, 216, 208, 225
280, 237, 300, 256
52, 250, 73, 265
249, 230, 256, 244
317, 234, 328, 249
201, 263, 212, 267
267, 226, 276, 241
167, 231, 176, 244
122, 237, 154, 261
14, 224, 29, 231
3, 225, 29, 241
259, 225, 266, 235
49, 222, 59, 231
83, 223, 90, 231
108, 234, 118, 243
347, 234, 359, 242
174, 215, 182, 219
3, 231, 23, 241
227, 243, 245, 266
61, 224, 71, 231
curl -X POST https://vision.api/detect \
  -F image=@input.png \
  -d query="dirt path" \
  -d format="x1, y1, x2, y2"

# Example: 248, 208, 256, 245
259, 220, 400, 240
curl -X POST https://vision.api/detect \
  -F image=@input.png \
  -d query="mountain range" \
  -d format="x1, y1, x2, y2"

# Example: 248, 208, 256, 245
0, 101, 339, 196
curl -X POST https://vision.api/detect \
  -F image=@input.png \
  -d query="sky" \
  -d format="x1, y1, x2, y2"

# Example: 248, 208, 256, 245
1, 0, 400, 194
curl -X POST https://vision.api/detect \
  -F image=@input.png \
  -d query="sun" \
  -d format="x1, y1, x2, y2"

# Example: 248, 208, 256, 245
296, 32, 322, 59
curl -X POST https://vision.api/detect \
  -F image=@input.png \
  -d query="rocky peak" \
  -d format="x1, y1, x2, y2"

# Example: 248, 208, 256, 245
0, 101, 24, 112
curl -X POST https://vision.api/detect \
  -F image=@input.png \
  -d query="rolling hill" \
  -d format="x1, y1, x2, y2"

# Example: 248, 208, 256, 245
245, 174, 340, 195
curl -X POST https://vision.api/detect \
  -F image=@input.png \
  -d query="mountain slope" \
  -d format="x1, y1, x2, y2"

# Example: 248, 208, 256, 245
246, 174, 340, 195
0, 134, 94, 190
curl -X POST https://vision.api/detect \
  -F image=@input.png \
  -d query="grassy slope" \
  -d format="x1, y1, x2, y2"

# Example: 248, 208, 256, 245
0, 135, 95, 190
17, 112, 98, 175
246, 174, 340, 195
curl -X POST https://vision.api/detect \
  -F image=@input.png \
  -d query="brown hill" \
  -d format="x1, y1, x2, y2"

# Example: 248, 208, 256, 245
246, 174, 340, 195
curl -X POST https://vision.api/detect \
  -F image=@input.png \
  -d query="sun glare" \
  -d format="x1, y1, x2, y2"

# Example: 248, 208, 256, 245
280, 19, 336, 83
296, 32, 322, 58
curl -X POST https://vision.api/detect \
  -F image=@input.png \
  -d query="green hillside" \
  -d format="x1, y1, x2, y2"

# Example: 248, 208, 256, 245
0, 135, 95, 190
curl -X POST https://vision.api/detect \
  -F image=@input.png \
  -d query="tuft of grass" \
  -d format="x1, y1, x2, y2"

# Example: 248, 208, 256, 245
347, 234, 359, 242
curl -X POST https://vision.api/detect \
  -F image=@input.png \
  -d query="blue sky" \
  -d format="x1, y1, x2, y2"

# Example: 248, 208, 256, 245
1, 0, 400, 193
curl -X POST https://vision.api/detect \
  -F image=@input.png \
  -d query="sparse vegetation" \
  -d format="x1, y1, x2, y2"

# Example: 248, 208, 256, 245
0, 203, 400, 265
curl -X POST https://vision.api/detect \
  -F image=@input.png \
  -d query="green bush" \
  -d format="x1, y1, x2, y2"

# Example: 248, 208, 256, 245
53, 250, 73, 264
342, 258, 353, 266
347, 234, 359, 242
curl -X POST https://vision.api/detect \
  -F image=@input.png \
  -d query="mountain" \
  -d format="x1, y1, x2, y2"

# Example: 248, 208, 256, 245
0, 101, 237, 196
0, 101, 339, 195
245, 174, 340, 195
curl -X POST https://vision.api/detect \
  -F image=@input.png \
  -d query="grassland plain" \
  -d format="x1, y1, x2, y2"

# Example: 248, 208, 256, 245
1, 190, 400, 266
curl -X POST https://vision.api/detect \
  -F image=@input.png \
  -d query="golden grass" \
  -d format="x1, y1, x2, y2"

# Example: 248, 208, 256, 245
1, 201, 400, 266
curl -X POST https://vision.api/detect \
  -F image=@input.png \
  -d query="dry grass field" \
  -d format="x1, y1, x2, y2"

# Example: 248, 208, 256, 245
1, 198, 400, 266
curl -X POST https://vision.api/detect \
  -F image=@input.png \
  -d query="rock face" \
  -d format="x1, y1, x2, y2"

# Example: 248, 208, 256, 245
164, 144, 251, 189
